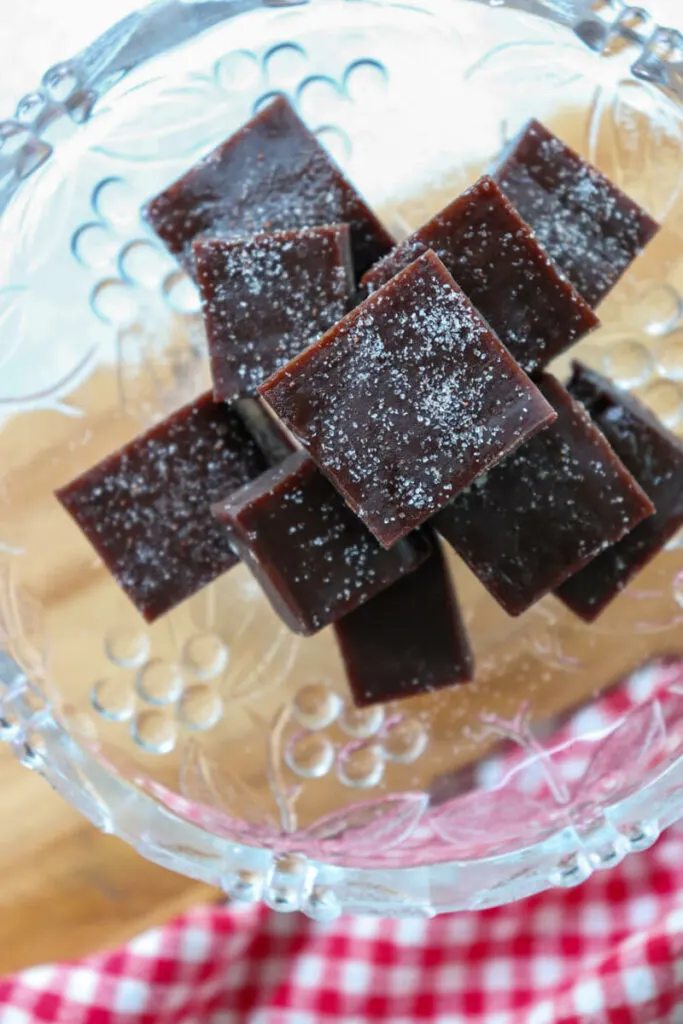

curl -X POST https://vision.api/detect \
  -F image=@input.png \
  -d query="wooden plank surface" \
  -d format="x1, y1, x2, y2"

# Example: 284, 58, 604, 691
0, 745, 218, 975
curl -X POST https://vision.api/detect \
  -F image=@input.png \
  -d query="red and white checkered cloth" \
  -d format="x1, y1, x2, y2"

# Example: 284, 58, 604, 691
4, 658, 683, 1022
2, 827, 683, 1024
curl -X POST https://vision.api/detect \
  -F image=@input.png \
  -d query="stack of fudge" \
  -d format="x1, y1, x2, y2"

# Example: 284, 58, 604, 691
58, 98, 683, 708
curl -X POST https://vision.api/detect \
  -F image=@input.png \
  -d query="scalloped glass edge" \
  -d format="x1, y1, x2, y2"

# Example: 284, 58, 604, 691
1, 0, 683, 917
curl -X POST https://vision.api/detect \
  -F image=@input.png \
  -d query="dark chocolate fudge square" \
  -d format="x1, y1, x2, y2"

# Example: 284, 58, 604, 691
433, 374, 654, 617
363, 176, 598, 375
260, 250, 556, 548
194, 226, 354, 403
212, 451, 431, 636
143, 95, 392, 281
335, 539, 474, 707
556, 362, 683, 621
492, 119, 659, 307
57, 393, 267, 622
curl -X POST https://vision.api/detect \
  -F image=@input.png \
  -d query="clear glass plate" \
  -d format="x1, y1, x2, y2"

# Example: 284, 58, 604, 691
1, 0, 683, 918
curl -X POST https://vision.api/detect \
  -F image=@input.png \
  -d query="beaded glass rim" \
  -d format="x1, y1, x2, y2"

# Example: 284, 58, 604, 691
1, 0, 682, 918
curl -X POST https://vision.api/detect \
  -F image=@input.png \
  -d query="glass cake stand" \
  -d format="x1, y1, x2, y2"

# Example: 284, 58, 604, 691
1, 0, 683, 918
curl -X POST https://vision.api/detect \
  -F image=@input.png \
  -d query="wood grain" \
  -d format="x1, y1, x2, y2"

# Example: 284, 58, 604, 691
0, 744, 218, 975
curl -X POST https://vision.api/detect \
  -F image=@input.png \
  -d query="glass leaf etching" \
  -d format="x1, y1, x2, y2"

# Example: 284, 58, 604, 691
571, 699, 667, 804
225, 623, 300, 703
0, 335, 95, 417
0, 533, 22, 557
588, 78, 683, 222
0, 287, 27, 380
430, 782, 552, 853
478, 704, 572, 805
179, 737, 279, 842
466, 41, 590, 97
300, 792, 428, 857
248, 705, 301, 834
0, 562, 47, 681
92, 77, 239, 165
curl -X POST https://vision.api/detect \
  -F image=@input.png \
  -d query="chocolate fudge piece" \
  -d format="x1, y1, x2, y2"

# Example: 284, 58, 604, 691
144, 95, 392, 281
195, 226, 354, 403
556, 363, 683, 621
212, 451, 431, 636
362, 176, 598, 375
492, 119, 659, 307
57, 393, 267, 622
433, 374, 654, 617
335, 540, 474, 707
260, 250, 556, 549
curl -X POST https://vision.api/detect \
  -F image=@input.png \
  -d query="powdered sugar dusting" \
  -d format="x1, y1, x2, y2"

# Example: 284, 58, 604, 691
363, 176, 597, 374
261, 250, 555, 547
195, 226, 353, 402
215, 452, 430, 634
143, 95, 392, 281
556, 362, 683, 620
57, 393, 267, 622
493, 120, 659, 307
434, 374, 654, 616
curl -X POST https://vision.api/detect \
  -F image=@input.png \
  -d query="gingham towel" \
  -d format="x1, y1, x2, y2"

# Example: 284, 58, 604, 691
1, 823, 683, 1024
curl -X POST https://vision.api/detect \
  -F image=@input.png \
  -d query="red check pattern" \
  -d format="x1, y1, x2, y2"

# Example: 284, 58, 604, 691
2, 824, 683, 1024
